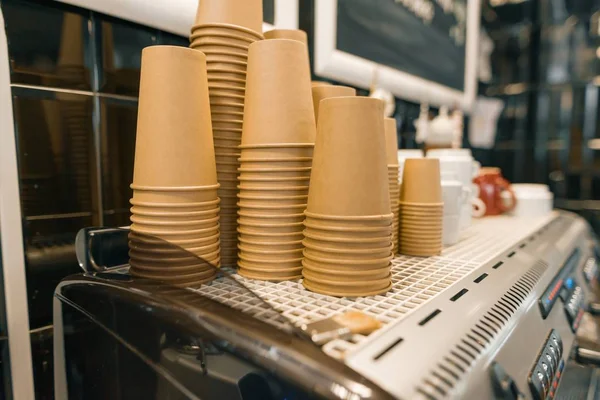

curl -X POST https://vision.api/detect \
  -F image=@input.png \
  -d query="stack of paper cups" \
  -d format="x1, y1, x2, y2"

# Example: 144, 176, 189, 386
302, 97, 393, 297
128, 46, 220, 287
237, 39, 315, 281
189, 0, 264, 266
399, 158, 443, 256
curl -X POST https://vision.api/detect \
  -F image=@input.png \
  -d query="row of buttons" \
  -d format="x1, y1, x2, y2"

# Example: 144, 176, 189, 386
529, 331, 563, 400
564, 285, 584, 332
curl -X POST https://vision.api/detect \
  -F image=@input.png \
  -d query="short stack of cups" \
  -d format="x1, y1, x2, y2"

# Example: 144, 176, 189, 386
399, 158, 443, 257
189, 0, 264, 266
237, 38, 316, 281
128, 46, 221, 287
384, 118, 400, 254
302, 97, 393, 297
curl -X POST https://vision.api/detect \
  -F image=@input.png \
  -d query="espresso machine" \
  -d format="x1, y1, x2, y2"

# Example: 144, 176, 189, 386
54, 210, 600, 399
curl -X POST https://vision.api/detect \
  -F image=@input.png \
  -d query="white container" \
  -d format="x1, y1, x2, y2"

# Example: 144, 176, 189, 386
441, 180, 463, 246
501, 184, 553, 217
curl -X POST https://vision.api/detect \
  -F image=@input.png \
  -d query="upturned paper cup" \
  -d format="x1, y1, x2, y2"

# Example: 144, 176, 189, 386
236, 220, 305, 234
242, 39, 315, 145
401, 158, 442, 203
238, 157, 313, 168
131, 184, 220, 204
239, 144, 314, 159
238, 255, 303, 268
237, 211, 306, 225
303, 220, 392, 239
303, 250, 392, 269
302, 279, 392, 297
307, 97, 390, 216
130, 214, 220, 230
238, 268, 302, 282
130, 207, 219, 222
130, 197, 220, 211
129, 230, 220, 247
302, 262, 391, 280
238, 239, 303, 253
193, 0, 263, 34
303, 270, 391, 289
302, 235, 391, 251
312, 85, 356, 122
264, 29, 308, 45
238, 231, 304, 243
303, 243, 392, 261
237, 200, 307, 211
304, 212, 393, 229
132, 46, 217, 187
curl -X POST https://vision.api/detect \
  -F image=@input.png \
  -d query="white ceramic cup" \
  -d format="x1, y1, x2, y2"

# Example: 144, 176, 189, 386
443, 215, 460, 245
501, 184, 553, 217
442, 180, 463, 216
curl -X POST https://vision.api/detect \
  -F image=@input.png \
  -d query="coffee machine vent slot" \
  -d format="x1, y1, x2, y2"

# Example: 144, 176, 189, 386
416, 260, 547, 398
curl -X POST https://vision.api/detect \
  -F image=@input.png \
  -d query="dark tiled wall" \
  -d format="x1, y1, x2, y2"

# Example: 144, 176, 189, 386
480, 0, 600, 211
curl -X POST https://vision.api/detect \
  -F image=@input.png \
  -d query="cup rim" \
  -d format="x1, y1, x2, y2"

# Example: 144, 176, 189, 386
238, 210, 305, 218
237, 202, 306, 210
302, 261, 391, 277
238, 185, 309, 192
237, 261, 303, 273
130, 206, 220, 217
206, 67, 247, 76
238, 156, 313, 163
191, 23, 263, 39
238, 244, 304, 255
208, 83, 247, 91
303, 219, 393, 232
131, 224, 220, 236
302, 270, 391, 287
302, 279, 392, 297
303, 229, 391, 243
131, 183, 220, 192
238, 176, 310, 182
238, 237, 303, 246
129, 198, 221, 208
303, 251, 393, 265
238, 166, 312, 173
237, 219, 304, 228
130, 214, 220, 226
239, 143, 314, 150
303, 240, 392, 255
304, 211, 394, 221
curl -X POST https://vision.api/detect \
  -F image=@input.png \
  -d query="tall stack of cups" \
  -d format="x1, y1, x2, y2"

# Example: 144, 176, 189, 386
189, 0, 264, 266
237, 39, 316, 281
302, 97, 393, 297
384, 118, 400, 254
312, 85, 357, 123
399, 159, 443, 256
128, 46, 221, 287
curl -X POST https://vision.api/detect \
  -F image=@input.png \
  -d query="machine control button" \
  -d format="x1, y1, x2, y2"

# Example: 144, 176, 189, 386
529, 331, 563, 400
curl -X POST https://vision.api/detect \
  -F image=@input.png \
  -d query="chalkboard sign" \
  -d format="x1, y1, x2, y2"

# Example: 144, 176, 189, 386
314, 0, 479, 109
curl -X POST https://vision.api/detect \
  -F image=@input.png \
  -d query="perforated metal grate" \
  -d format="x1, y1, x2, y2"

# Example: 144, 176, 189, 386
190, 214, 557, 354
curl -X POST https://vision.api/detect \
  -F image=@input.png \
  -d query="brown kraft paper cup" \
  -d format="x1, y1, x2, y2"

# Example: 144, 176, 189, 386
132, 46, 217, 187
306, 97, 390, 216
193, 0, 263, 34
400, 158, 442, 203
312, 85, 356, 123
242, 39, 315, 145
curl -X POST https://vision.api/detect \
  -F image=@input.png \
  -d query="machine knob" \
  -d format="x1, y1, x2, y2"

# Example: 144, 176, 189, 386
490, 362, 525, 400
